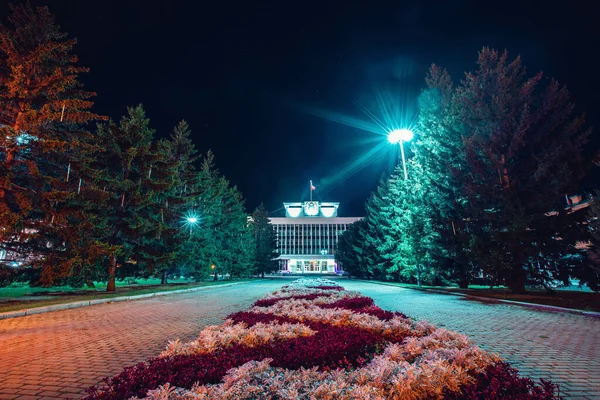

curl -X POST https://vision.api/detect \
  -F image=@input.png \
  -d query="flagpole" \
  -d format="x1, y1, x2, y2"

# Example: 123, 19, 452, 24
310, 180, 313, 201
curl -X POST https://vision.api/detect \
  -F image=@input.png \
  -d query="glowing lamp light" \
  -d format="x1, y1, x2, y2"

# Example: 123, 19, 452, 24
211, 265, 215, 269
187, 216, 198, 224
387, 128, 414, 144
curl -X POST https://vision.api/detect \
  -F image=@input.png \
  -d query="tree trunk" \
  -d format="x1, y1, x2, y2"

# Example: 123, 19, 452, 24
416, 265, 422, 287
506, 268, 527, 293
261, 271, 265, 278
213, 269, 218, 281
458, 272, 469, 289
86, 280, 95, 288
161, 270, 168, 285
107, 256, 117, 292
457, 262, 470, 289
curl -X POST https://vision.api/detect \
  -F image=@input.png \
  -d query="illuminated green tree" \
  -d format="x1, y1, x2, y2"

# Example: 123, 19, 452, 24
91, 105, 173, 291
186, 152, 254, 281
251, 203, 278, 277
154, 120, 199, 283
412, 64, 474, 288
361, 177, 393, 280
336, 219, 368, 278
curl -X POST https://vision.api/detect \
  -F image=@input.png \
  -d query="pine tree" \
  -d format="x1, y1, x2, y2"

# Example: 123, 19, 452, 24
222, 186, 255, 278
188, 151, 254, 281
454, 48, 593, 292
360, 178, 393, 280
336, 219, 368, 278
387, 161, 440, 286
91, 105, 167, 291
413, 64, 474, 288
0, 3, 106, 285
154, 120, 198, 284
251, 203, 278, 278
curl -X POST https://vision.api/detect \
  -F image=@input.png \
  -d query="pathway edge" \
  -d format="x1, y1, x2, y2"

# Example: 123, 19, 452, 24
353, 279, 600, 318
0, 281, 251, 321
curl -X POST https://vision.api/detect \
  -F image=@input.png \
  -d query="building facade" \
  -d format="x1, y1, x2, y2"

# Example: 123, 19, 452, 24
269, 201, 362, 274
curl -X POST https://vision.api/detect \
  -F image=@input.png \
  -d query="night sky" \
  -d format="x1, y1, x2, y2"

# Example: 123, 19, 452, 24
2, 0, 599, 216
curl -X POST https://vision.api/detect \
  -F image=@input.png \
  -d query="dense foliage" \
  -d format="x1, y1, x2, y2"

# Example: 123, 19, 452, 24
339, 49, 599, 292
0, 4, 258, 289
250, 203, 279, 277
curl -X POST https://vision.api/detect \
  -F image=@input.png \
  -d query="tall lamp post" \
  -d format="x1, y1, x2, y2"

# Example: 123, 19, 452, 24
387, 128, 414, 180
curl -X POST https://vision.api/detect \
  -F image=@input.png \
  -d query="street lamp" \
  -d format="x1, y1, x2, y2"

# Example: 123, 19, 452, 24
387, 128, 414, 180
183, 212, 199, 236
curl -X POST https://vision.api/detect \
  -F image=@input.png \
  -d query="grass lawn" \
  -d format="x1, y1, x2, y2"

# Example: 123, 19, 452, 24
378, 282, 600, 312
0, 278, 252, 313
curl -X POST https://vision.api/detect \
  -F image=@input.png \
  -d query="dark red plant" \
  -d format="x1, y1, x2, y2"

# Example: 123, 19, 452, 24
226, 311, 298, 327
85, 323, 389, 400
445, 362, 560, 400
319, 297, 408, 320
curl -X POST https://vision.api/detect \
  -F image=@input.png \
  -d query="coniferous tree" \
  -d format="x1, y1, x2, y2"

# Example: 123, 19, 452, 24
413, 65, 474, 287
155, 121, 198, 283
0, 3, 106, 285
91, 105, 167, 291
251, 203, 278, 278
571, 193, 599, 291
223, 186, 255, 278
360, 179, 393, 280
336, 219, 368, 278
388, 161, 440, 286
454, 49, 593, 293
188, 151, 254, 281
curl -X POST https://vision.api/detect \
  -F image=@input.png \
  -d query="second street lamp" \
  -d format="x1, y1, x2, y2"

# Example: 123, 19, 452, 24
184, 213, 199, 236
387, 128, 414, 180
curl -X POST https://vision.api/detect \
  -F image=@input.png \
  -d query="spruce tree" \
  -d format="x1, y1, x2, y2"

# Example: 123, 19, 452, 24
454, 49, 593, 292
0, 3, 106, 285
154, 121, 198, 284
413, 64, 474, 287
336, 219, 367, 277
251, 203, 278, 278
222, 186, 255, 278
387, 161, 440, 286
91, 105, 168, 291
579, 194, 600, 291
188, 151, 254, 281
361, 178, 393, 280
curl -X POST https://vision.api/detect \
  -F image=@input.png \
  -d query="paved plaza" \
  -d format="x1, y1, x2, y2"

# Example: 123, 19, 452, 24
0, 278, 598, 399
0, 281, 284, 399
341, 280, 600, 400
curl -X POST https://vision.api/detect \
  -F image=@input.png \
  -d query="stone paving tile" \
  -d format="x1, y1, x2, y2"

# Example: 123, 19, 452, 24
0, 280, 285, 399
2, 277, 597, 399
338, 280, 600, 400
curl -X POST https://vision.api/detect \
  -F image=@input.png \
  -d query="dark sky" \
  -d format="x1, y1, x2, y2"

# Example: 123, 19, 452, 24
2, 0, 599, 216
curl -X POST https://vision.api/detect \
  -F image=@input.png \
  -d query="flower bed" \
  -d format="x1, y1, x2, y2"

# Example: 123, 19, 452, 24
86, 278, 560, 400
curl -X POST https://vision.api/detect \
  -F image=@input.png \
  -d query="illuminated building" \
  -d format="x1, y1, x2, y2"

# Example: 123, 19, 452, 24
269, 201, 362, 274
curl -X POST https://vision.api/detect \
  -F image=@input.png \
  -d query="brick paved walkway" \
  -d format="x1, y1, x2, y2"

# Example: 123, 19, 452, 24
2, 278, 598, 399
0, 280, 285, 400
339, 280, 600, 400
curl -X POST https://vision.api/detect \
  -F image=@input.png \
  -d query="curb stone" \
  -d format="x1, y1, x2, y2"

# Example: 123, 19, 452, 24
0, 281, 251, 321
355, 279, 600, 318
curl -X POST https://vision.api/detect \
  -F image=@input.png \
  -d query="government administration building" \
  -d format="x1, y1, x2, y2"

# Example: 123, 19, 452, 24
269, 201, 361, 274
